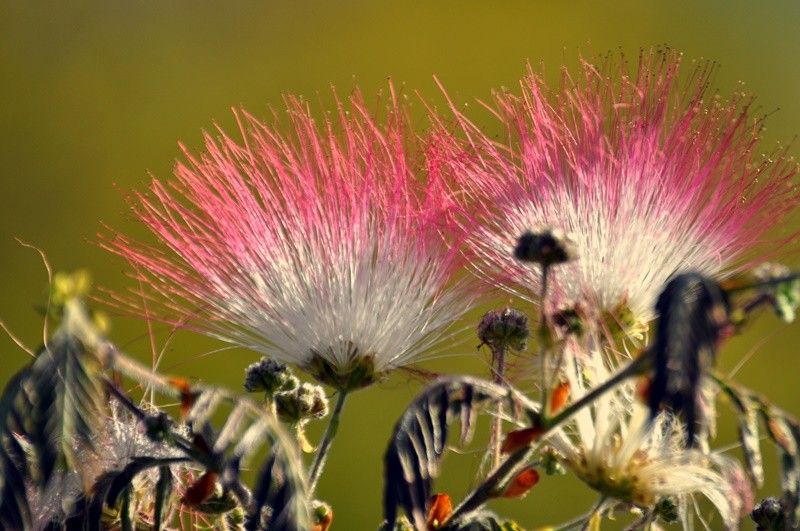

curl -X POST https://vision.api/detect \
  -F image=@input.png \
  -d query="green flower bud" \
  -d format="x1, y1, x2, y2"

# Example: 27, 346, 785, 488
477, 308, 530, 352
243, 357, 298, 396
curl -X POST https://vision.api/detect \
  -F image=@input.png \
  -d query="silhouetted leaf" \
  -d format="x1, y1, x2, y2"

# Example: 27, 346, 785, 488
383, 376, 537, 530
648, 273, 729, 446
21, 333, 106, 485
177, 386, 309, 530
0, 367, 33, 529
736, 398, 764, 487
781, 423, 800, 527
86, 456, 188, 531
153, 465, 174, 531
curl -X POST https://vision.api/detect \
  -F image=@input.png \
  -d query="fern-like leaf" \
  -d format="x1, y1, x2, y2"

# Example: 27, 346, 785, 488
383, 376, 537, 530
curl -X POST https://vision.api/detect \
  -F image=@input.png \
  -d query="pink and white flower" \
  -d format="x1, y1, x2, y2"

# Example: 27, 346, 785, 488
105, 88, 475, 390
429, 50, 798, 321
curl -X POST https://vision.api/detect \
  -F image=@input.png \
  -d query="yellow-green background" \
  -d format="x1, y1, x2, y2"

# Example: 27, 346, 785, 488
2, 1, 800, 528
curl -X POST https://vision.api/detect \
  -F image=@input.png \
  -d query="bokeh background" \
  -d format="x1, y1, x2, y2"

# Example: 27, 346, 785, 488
2, 1, 800, 528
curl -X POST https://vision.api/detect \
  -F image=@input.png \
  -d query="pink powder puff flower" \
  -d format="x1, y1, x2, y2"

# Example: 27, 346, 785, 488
428, 50, 798, 323
104, 87, 475, 391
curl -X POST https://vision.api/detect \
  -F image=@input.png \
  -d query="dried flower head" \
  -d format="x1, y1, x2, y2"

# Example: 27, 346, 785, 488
105, 87, 475, 391
429, 49, 798, 322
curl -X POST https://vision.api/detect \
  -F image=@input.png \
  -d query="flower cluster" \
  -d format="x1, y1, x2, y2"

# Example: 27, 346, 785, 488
97, 50, 798, 530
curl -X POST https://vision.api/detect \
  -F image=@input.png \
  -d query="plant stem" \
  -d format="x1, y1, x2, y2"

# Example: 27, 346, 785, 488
447, 353, 651, 525
490, 344, 507, 468
544, 353, 650, 430
448, 445, 535, 523
579, 496, 608, 531
307, 389, 348, 494
539, 264, 551, 416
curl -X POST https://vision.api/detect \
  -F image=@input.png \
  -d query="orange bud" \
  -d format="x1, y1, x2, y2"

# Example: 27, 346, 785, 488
501, 468, 540, 499
182, 471, 217, 505
635, 376, 651, 404
170, 377, 195, 417
549, 382, 570, 414
426, 493, 452, 530
312, 509, 333, 531
501, 426, 543, 454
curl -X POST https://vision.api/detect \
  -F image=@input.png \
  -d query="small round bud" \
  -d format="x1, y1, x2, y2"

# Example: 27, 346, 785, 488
753, 262, 800, 323
514, 228, 577, 267
750, 497, 787, 530
551, 307, 584, 337
275, 382, 329, 423
312, 500, 334, 531
477, 307, 530, 352
143, 411, 172, 442
653, 497, 680, 524
540, 449, 565, 476
243, 357, 298, 395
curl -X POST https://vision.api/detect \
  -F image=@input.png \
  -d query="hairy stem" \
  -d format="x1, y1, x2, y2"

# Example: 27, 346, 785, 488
490, 344, 507, 469
539, 264, 551, 416
308, 390, 348, 494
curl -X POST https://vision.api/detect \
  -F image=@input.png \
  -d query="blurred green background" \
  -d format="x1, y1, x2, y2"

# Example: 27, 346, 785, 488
2, 1, 800, 528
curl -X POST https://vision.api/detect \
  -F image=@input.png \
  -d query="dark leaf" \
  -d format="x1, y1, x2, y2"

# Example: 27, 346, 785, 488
721, 387, 765, 487
246, 453, 276, 530
120, 485, 133, 531
0, 368, 33, 530
383, 377, 537, 530
738, 400, 764, 487
21, 333, 106, 485
153, 465, 174, 531
781, 423, 800, 527
86, 456, 188, 531
648, 273, 729, 446
763, 408, 798, 457
178, 389, 308, 531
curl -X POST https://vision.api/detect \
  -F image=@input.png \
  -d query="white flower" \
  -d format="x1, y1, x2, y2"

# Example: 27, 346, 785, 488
545, 339, 745, 528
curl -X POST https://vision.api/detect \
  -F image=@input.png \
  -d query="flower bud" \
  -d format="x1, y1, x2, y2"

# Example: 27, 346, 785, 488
244, 357, 298, 396
275, 382, 329, 423
750, 497, 787, 530
477, 307, 530, 352
514, 228, 577, 267
753, 262, 800, 323
143, 411, 172, 442
312, 500, 333, 531
653, 497, 680, 524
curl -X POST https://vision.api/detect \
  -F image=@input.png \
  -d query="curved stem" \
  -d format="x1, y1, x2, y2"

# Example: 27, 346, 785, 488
307, 390, 348, 494
448, 445, 535, 523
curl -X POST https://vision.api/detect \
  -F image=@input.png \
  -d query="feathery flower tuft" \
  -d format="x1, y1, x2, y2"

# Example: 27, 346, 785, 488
104, 87, 475, 391
546, 341, 746, 528
429, 49, 798, 321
